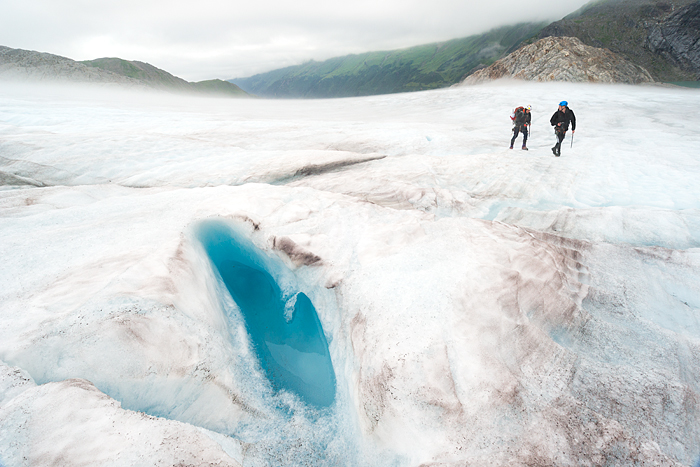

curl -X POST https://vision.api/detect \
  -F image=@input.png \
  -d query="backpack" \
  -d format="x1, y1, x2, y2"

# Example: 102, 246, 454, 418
511, 106, 525, 123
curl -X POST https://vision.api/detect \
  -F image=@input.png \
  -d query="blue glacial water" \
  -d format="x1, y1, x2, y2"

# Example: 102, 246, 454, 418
195, 219, 336, 408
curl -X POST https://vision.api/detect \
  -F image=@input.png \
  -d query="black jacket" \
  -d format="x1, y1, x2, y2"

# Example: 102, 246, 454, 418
550, 106, 576, 131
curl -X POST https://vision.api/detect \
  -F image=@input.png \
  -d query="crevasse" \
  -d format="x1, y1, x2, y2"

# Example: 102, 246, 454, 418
195, 219, 336, 408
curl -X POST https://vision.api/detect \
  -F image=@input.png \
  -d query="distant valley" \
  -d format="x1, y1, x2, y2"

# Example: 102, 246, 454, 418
230, 0, 700, 97
2, 0, 699, 98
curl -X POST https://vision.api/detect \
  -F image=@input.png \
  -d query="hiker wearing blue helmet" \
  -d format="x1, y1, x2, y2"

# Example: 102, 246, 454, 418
550, 101, 576, 157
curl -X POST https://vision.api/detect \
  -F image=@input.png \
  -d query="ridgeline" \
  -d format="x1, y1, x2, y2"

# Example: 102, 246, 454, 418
230, 23, 548, 98
232, 0, 700, 96
0, 47, 248, 98
4, 0, 699, 98
81, 58, 248, 96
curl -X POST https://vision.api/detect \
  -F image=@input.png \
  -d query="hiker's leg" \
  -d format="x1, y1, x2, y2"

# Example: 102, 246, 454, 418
510, 128, 519, 147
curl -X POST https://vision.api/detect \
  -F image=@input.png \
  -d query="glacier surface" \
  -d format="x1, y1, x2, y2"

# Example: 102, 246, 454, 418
0, 81, 699, 466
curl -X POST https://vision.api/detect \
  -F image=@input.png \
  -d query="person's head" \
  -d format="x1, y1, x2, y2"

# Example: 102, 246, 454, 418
558, 100, 568, 111
525, 105, 532, 112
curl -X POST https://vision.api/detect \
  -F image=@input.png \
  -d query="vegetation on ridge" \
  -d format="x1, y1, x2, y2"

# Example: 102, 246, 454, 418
82, 57, 248, 96
231, 22, 548, 98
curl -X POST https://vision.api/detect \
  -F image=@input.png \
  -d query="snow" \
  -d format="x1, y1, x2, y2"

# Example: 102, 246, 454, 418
1, 80, 699, 466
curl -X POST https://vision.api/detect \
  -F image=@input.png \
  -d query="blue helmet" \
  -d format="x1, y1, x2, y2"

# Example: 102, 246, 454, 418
559, 101, 568, 106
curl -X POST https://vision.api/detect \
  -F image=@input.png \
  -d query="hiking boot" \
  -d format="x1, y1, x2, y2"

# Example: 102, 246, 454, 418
522, 146, 528, 150
509, 145, 513, 149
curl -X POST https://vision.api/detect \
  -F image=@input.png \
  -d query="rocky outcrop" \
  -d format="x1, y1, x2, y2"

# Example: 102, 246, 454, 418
462, 36, 654, 85
536, 0, 698, 82
0, 46, 143, 86
646, 1, 700, 78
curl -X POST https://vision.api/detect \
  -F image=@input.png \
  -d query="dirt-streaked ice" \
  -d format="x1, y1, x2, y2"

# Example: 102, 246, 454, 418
1, 81, 699, 466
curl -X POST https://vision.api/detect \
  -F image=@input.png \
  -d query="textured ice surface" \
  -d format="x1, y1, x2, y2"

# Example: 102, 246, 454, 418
0, 80, 699, 466
0, 371, 242, 466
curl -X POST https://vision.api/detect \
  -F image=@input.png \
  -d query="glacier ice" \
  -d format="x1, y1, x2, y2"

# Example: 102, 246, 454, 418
0, 80, 699, 466
195, 218, 336, 408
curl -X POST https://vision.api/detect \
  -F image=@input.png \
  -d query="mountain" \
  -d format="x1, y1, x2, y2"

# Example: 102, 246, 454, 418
189, 79, 250, 96
462, 36, 654, 84
230, 22, 548, 98
0, 46, 143, 86
232, 0, 700, 97
0, 47, 248, 97
646, 0, 700, 79
536, 0, 700, 82
81, 57, 248, 97
81, 57, 192, 91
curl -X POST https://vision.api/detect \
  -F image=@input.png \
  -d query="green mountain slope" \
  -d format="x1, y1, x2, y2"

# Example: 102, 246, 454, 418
231, 22, 547, 98
190, 79, 250, 96
81, 58, 191, 90
537, 0, 700, 82
82, 57, 248, 97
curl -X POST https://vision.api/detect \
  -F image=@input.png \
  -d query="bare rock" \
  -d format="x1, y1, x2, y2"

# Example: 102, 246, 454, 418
646, 0, 700, 78
462, 36, 654, 85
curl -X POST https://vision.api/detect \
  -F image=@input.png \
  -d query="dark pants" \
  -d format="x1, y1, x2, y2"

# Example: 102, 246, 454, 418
553, 126, 566, 155
511, 125, 528, 147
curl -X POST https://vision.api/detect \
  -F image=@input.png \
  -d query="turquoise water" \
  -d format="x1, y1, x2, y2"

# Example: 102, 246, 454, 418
196, 219, 336, 408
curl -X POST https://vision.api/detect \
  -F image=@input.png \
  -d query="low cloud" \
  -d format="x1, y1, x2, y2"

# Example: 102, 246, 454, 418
0, 0, 590, 81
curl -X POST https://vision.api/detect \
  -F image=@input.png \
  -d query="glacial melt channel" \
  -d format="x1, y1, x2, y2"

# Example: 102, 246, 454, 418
195, 219, 336, 408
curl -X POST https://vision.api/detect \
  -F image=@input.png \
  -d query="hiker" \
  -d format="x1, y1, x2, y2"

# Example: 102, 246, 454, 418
510, 105, 531, 150
550, 101, 576, 157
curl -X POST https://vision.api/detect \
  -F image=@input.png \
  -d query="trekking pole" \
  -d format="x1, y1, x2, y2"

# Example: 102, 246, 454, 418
571, 132, 574, 148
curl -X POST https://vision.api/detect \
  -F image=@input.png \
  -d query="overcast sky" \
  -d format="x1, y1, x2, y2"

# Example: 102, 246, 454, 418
1, 0, 590, 82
